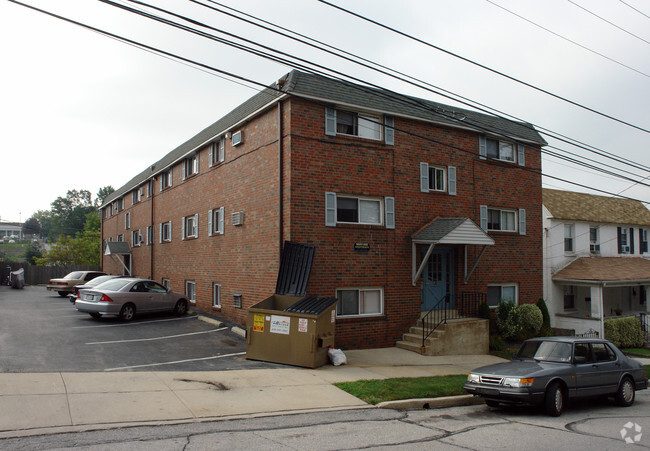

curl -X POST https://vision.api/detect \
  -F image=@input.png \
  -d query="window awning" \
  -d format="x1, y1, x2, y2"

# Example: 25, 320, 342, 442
411, 217, 494, 285
553, 257, 650, 286
104, 241, 131, 256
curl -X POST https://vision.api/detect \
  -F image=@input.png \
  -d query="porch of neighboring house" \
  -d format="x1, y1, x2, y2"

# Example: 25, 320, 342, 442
552, 257, 650, 339
397, 218, 493, 355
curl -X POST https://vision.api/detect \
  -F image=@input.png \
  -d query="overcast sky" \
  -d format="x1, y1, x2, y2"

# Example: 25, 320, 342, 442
1, 0, 648, 223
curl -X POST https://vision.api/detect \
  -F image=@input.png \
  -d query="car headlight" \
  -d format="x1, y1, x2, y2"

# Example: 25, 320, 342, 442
503, 377, 534, 387
467, 373, 480, 383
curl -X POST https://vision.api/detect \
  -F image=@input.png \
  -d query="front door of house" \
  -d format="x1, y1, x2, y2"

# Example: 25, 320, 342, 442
422, 247, 454, 311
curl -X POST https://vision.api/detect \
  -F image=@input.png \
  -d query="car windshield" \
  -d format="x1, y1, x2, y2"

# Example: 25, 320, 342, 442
87, 275, 115, 286
65, 271, 84, 279
93, 279, 131, 291
516, 340, 572, 363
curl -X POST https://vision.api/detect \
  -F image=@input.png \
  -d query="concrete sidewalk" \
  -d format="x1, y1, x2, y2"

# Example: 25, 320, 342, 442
0, 349, 504, 438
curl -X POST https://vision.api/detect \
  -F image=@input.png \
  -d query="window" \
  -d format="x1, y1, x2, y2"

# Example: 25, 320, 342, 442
209, 138, 225, 167
213, 283, 221, 308
161, 278, 170, 289
183, 155, 198, 179
589, 226, 600, 254
419, 163, 456, 195
186, 281, 196, 303
641, 229, 648, 254
232, 130, 243, 146
564, 224, 575, 253
592, 343, 616, 362
325, 192, 394, 229
160, 169, 172, 190
336, 288, 383, 317
619, 228, 629, 254
145, 226, 153, 245
124, 212, 131, 230
182, 214, 199, 239
117, 234, 124, 242
486, 138, 514, 162
146, 180, 153, 198
327, 108, 382, 140
160, 221, 172, 243
208, 207, 225, 236
563, 285, 575, 310
486, 284, 517, 307
486, 208, 516, 232
132, 187, 143, 204
131, 229, 142, 247
107, 204, 113, 217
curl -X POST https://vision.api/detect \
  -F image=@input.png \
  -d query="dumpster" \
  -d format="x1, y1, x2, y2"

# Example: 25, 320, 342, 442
246, 241, 338, 368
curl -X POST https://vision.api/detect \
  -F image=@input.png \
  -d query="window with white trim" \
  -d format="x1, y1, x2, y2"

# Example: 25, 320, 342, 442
146, 180, 153, 198
487, 138, 514, 162
564, 224, 575, 253
487, 208, 516, 232
145, 226, 153, 245
336, 288, 383, 317
209, 138, 225, 167
183, 154, 199, 179
486, 284, 517, 307
182, 214, 199, 239
325, 192, 394, 229
213, 283, 221, 308
620, 228, 629, 254
160, 170, 172, 190
124, 212, 131, 230
589, 226, 600, 254
420, 163, 457, 195
161, 278, 170, 289
563, 285, 575, 310
131, 229, 142, 247
160, 221, 172, 243
117, 234, 124, 242
186, 281, 196, 303
641, 229, 649, 254
132, 187, 143, 204
208, 207, 225, 236
326, 108, 382, 140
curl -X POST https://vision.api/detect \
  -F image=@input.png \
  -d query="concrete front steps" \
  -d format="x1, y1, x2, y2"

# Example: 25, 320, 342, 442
396, 314, 489, 356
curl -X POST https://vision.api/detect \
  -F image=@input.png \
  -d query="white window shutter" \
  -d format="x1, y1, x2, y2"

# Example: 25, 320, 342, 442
519, 208, 526, 235
385, 196, 395, 229
384, 115, 394, 146
480, 205, 488, 231
194, 214, 199, 237
194, 156, 199, 174
160, 176, 163, 191
325, 107, 337, 136
208, 209, 213, 236
169, 170, 172, 186
325, 192, 337, 226
208, 144, 214, 168
420, 163, 429, 193
159, 223, 162, 243
169, 221, 172, 240
479, 136, 487, 159
182, 161, 187, 180
448, 166, 457, 196
219, 207, 225, 234
517, 144, 525, 167
219, 139, 225, 162
181, 217, 185, 240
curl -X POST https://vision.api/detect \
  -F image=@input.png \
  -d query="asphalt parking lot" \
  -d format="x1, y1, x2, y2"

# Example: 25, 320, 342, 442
0, 286, 277, 373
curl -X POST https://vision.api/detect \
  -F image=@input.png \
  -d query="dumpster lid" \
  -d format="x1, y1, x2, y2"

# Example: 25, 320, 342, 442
284, 296, 337, 315
275, 241, 315, 297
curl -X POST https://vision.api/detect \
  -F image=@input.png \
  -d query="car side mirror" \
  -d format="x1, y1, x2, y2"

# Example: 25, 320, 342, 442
574, 356, 587, 364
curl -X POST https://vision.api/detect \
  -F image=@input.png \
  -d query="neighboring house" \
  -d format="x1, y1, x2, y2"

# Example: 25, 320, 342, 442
542, 188, 650, 337
0, 221, 23, 240
100, 70, 546, 349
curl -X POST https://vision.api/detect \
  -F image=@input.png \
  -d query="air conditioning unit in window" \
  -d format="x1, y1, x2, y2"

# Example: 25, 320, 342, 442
232, 211, 244, 226
232, 130, 243, 146
621, 245, 630, 253
590, 244, 600, 254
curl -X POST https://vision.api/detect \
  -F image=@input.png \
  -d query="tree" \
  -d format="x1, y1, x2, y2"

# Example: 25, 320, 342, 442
95, 186, 115, 207
35, 212, 101, 266
50, 189, 95, 238
22, 217, 42, 237
24, 241, 43, 265
32, 210, 53, 240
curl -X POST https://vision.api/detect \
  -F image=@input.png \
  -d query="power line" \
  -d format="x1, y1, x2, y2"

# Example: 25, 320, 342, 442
567, 0, 650, 45
619, 0, 650, 20
318, 0, 650, 134
485, 0, 650, 78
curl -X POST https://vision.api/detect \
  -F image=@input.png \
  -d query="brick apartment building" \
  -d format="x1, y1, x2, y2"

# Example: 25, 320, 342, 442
100, 70, 546, 349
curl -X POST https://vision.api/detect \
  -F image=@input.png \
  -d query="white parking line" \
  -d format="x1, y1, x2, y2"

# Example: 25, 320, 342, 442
86, 327, 227, 345
103, 351, 247, 371
71, 315, 198, 329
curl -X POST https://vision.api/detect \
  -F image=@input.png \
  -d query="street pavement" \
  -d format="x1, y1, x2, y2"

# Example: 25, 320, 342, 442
0, 347, 505, 439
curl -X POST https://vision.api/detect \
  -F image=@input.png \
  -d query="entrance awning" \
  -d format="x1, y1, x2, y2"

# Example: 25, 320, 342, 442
104, 241, 132, 275
553, 257, 650, 287
412, 217, 494, 285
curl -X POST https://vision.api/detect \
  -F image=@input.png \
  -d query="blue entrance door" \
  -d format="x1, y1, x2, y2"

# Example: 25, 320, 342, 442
422, 248, 454, 311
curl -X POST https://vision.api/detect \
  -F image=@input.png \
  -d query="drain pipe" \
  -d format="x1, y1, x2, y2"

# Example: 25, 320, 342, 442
278, 100, 284, 256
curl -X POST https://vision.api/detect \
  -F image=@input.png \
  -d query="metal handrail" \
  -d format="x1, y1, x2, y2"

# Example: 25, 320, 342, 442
421, 295, 449, 348
420, 291, 486, 348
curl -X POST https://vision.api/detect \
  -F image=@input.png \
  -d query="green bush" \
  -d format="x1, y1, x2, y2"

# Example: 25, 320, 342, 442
496, 301, 521, 341
489, 334, 506, 351
536, 298, 552, 336
478, 302, 491, 320
604, 317, 643, 348
517, 304, 543, 339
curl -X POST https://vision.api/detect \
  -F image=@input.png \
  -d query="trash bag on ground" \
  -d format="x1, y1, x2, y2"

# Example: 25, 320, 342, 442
328, 346, 347, 366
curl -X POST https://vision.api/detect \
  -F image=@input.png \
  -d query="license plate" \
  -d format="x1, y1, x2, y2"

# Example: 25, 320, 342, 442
83, 294, 94, 301
478, 387, 499, 396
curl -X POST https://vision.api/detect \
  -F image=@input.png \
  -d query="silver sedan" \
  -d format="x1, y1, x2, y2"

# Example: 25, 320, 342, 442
75, 278, 189, 321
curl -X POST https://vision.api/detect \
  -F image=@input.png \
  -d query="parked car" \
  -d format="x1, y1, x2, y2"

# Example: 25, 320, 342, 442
46, 271, 106, 297
75, 277, 189, 321
464, 337, 648, 416
68, 275, 122, 303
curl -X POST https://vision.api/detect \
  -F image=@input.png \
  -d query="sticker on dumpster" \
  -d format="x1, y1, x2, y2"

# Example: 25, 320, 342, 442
270, 315, 291, 335
253, 313, 265, 332
298, 318, 308, 333
331, 309, 336, 323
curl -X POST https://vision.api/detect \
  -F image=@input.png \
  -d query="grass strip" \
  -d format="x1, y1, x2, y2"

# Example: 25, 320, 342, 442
624, 348, 650, 357
334, 374, 467, 405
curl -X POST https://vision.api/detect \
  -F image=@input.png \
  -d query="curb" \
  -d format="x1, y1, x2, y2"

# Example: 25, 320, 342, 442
197, 315, 224, 327
376, 394, 484, 411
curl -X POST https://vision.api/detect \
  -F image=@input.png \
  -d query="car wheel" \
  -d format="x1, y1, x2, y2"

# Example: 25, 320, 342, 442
485, 400, 500, 408
89, 312, 102, 319
174, 299, 188, 316
119, 304, 136, 322
58, 291, 68, 297
615, 377, 635, 407
544, 382, 564, 417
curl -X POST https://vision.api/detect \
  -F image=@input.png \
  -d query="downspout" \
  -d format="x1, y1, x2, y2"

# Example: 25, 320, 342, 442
99, 208, 103, 272
278, 101, 284, 256
150, 179, 155, 279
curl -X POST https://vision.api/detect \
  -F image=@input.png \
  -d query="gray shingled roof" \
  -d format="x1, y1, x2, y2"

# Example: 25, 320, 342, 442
413, 218, 467, 242
102, 70, 546, 207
